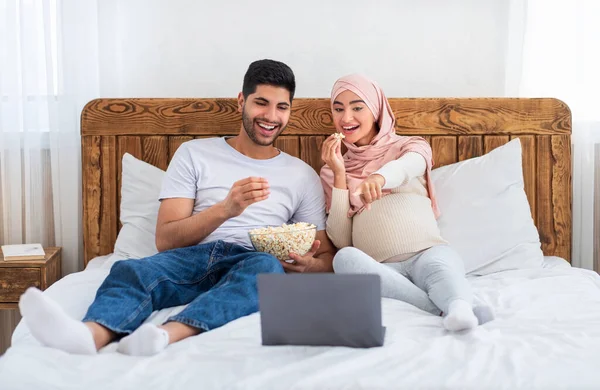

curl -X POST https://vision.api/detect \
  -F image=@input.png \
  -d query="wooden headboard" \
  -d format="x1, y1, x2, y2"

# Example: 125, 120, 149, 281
81, 98, 572, 268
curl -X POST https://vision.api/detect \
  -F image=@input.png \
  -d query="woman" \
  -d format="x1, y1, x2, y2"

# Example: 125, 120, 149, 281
320, 74, 493, 331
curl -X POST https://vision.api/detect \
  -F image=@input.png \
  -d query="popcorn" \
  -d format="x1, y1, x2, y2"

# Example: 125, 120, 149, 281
333, 133, 345, 140
249, 222, 316, 261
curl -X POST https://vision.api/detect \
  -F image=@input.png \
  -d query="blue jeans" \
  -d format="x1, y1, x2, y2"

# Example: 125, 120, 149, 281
82, 240, 284, 335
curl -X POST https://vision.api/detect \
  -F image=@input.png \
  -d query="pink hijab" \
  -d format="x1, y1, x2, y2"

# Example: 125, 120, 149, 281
319, 74, 441, 218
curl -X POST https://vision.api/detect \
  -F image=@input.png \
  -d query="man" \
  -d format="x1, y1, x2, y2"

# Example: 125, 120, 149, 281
18, 59, 336, 356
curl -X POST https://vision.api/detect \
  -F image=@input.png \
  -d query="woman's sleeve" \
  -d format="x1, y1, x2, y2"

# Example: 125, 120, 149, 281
372, 152, 427, 189
325, 187, 353, 248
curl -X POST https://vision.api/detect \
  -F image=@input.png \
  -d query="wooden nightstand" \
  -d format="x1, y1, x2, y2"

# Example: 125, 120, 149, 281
0, 247, 62, 309
0, 247, 62, 354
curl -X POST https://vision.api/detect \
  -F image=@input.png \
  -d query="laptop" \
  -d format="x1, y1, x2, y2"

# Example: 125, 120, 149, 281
257, 273, 385, 348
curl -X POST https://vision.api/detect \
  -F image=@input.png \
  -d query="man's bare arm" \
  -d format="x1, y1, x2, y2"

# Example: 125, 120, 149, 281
155, 199, 230, 252
155, 177, 270, 252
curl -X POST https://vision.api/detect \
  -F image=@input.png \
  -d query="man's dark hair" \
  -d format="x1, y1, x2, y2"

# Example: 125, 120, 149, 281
242, 59, 296, 102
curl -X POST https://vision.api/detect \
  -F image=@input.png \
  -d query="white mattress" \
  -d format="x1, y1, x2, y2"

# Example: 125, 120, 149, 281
2, 255, 600, 390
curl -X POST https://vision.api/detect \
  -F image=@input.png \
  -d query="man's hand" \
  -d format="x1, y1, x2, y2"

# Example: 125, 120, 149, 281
220, 177, 270, 218
353, 174, 385, 210
280, 240, 323, 273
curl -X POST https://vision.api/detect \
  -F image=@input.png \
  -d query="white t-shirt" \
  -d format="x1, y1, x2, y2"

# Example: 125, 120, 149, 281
159, 137, 326, 249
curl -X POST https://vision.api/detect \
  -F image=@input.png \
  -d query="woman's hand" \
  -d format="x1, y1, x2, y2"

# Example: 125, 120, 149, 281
321, 134, 345, 176
353, 174, 385, 210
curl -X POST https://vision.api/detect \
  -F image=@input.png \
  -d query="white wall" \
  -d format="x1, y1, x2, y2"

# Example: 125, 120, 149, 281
98, 0, 510, 98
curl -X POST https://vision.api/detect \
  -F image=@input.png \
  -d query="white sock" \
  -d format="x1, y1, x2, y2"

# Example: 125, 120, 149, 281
18, 287, 96, 355
443, 299, 478, 331
117, 323, 169, 356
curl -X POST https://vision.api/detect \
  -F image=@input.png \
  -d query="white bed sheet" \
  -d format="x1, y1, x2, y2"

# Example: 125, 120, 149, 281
2, 255, 600, 390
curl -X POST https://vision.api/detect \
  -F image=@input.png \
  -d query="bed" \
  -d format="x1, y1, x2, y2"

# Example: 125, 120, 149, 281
2, 97, 599, 390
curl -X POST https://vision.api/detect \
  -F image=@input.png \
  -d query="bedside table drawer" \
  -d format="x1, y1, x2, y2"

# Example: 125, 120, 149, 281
0, 268, 41, 303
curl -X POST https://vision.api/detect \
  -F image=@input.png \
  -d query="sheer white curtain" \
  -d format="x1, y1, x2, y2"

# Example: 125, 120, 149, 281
510, 0, 599, 269
0, 0, 99, 275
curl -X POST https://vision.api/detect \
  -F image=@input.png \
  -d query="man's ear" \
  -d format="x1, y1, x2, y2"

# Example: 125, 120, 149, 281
237, 92, 244, 113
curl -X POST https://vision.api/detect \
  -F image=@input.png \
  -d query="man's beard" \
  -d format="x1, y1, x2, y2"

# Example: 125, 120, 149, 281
242, 108, 286, 147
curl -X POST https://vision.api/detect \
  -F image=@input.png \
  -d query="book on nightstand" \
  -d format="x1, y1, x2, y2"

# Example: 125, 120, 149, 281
1, 243, 46, 261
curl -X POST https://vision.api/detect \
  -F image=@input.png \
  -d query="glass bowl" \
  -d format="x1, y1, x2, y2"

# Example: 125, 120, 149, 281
248, 223, 316, 261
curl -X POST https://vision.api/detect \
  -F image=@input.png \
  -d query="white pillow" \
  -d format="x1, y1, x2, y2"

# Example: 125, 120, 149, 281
113, 153, 164, 259
431, 138, 544, 275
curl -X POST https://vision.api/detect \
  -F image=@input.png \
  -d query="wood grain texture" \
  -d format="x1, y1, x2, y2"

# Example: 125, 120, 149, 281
82, 98, 571, 136
484, 135, 510, 153
537, 136, 553, 256
82, 136, 99, 265
82, 99, 333, 136
80, 98, 572, 266
536, 135, 571, 260
550, 135, 571, 260
101, 137, 118, 258
42, 250, 61, 289
300, 136, 326, 174
82, 136, 117, 264
143, 136, 169, 170
117, 136, 143, 160
431, 136, 458, 168
168, 136, 194, 163
458, 136, 483, 161
0, 309, 21, 355
274, 136, 300, 158
0, 268, 40, 303
393, 98, 571, 135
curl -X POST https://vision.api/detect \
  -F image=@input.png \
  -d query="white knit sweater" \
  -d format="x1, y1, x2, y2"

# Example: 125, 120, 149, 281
326, 152, 447, 263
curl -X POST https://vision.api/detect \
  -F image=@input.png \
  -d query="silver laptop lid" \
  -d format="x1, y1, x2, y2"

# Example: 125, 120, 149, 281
257, 273, 385, 348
